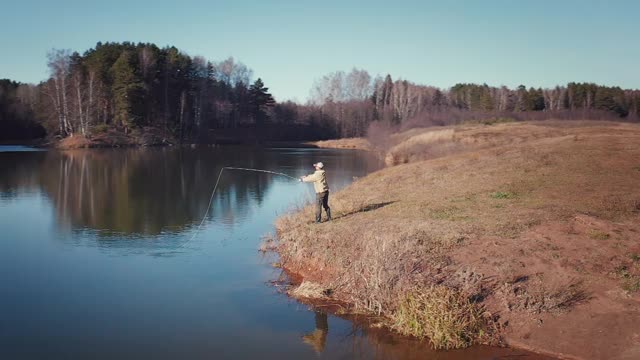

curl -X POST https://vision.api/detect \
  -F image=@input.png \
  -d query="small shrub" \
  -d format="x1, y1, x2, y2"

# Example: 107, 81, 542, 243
392, 286, 487, 350
490, 191, 517, 200
630, 254, 640, 263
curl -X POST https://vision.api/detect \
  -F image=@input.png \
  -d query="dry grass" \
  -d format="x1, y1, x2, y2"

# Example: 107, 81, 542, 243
615, 264, 640, 293
498, 276, 588, 314
385, 128, 459, 165
276, 120, 640, 350
588, 229, 610, 240
289, 281, 331, 299
382, 120, 640, 169
392, 286, 488, 350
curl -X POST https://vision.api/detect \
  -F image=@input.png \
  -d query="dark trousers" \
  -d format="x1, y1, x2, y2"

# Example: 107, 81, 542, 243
315, 191, 331, 222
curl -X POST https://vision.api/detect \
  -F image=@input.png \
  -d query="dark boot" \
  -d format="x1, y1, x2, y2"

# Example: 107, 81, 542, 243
326, 208, 332, 221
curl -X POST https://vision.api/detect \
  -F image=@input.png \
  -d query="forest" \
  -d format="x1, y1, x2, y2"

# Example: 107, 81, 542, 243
1, 41, 639, 143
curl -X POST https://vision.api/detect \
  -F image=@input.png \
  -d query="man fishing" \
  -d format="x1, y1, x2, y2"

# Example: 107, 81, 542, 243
299, 162, 331, 223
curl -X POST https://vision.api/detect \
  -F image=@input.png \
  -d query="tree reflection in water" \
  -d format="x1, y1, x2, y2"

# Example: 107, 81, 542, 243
0, 146, 379, 242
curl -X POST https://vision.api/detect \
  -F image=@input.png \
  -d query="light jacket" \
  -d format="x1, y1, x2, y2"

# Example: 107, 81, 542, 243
302, 169, 329, 193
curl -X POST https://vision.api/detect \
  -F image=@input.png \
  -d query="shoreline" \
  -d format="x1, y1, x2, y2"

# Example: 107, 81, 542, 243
2, 132, 374, 151
274, 121, 640, 359
277, 266, 554, 359
2, 138, 374, 151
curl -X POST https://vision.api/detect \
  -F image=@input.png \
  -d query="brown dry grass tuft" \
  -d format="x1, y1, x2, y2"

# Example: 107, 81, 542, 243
392, 286, 489, 350
289, 281, 331, 299
615, 264, 640, 293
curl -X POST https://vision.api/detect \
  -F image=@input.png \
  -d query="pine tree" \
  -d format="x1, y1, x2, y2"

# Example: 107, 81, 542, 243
111, 51, 144, 130
248, 78, 275, 126
526, 87, 545, 111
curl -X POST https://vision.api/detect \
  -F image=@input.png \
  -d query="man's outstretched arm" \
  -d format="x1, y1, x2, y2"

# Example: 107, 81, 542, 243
300, 172, 320, 182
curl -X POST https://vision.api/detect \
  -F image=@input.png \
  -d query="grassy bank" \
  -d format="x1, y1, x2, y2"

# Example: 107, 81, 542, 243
275, 121, 640, 358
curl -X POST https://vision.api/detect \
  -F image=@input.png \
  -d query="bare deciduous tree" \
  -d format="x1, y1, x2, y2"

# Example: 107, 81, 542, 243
213, 57, 253, 87
45, 49, 73, 136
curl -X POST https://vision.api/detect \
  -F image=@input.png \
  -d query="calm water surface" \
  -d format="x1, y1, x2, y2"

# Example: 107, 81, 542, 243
0, 146, 549, 359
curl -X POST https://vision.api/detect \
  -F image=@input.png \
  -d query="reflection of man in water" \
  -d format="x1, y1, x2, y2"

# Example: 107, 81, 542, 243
302, 311, 328, 354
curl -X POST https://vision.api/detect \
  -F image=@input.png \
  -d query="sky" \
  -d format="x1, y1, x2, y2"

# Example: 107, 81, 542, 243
1, 0, 638, 102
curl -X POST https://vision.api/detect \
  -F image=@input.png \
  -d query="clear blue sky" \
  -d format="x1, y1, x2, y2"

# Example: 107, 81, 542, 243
1, 0, 638, 102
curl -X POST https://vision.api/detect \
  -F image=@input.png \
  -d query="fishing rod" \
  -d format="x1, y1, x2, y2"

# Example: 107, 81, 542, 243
175, 166, 298, 249
223, 167, 298, 181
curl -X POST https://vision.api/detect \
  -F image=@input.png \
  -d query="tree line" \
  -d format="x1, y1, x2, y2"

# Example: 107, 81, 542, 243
1, 42, 278, 142
304, 70, 640, 137
1, 41, 639, 142
0, 79, 46, 141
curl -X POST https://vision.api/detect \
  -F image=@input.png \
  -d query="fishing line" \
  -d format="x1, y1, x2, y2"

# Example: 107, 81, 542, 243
174, 166, 298, 249
223, 167, 298, 181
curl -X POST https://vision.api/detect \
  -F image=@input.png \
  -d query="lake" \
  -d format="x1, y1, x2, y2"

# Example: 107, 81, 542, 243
0, 146, 548, 359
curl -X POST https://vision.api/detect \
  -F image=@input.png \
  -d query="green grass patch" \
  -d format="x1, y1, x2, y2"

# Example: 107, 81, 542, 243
392, 286, 488, 350
490, 191, 517, 200
615, 265, 640, 293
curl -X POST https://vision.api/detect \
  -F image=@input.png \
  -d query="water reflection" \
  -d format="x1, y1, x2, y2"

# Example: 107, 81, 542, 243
302, 311, 329, 354
0, 150, 47, 197
292, 308, 553, 360
0, 147, 553, 359
0, 147, 379, 239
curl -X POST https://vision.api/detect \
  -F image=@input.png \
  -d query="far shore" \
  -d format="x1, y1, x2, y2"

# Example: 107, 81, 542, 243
2, 134, 374, 151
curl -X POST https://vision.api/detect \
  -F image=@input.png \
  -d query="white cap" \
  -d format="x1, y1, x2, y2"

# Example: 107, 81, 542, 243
314, 162, 324, 169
